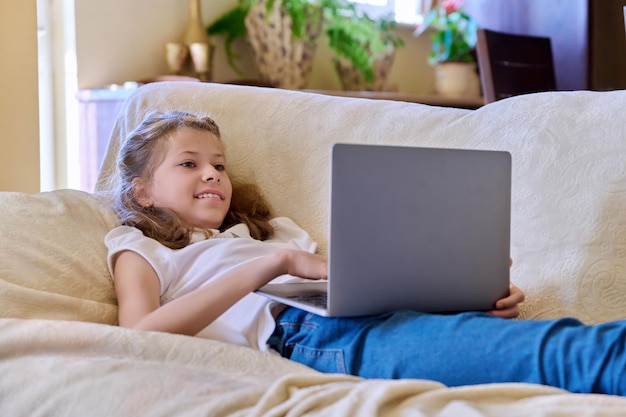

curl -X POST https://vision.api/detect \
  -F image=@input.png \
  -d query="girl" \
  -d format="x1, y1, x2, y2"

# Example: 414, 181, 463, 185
106, 111, 625, 395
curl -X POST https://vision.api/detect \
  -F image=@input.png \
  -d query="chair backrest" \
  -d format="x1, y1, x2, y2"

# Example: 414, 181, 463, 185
476, 29, 557, 103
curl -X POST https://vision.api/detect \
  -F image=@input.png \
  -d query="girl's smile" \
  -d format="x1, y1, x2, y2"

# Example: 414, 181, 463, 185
195, 190, 225, 200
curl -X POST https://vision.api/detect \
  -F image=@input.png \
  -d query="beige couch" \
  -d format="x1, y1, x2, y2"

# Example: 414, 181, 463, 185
1, 82, 626, 416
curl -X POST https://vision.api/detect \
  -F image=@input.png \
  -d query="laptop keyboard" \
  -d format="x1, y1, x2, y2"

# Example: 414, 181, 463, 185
286, 293, 328, 308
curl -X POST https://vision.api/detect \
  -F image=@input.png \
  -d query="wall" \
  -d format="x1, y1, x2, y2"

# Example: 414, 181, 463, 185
73, 0, 436, 93
463, 0, 626, 91
463, 0, 589, 91
0, 1, 40, 193
74, 0, 626, 95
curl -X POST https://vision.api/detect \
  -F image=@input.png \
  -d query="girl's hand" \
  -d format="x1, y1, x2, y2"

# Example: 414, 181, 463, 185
488, 283, 525, 319
281, 250, 328, 281
487, 258, 524, 319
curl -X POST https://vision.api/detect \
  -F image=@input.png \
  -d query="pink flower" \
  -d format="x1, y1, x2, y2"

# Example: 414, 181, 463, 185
441, 0, 464, 14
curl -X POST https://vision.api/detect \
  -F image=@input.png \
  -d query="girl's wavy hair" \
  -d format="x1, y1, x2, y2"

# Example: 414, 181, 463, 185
114, 110, 274, 249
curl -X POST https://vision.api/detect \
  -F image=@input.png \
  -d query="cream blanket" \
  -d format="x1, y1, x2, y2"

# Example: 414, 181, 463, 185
3, 318, 626, 417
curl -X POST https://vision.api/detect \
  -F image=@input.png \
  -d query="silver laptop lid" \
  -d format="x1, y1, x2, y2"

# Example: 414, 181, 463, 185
327, 144, 511, 316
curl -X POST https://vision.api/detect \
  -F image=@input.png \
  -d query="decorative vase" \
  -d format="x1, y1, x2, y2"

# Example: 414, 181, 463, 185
334, 48, 395, 91
244, 0, 322, 89
183, 0, 213, 81
183, 0, 209, 45
434, 62, 480, 96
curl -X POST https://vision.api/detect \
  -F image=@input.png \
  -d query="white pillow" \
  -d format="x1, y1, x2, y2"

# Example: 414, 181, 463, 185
0, 189, 118, 324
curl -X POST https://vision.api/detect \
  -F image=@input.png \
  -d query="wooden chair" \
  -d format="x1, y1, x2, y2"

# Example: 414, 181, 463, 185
476, 29, 557, 103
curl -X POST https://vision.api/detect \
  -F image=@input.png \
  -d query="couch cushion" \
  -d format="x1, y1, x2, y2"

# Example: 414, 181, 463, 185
0, 189, 118, 324
97, 82, 626, 325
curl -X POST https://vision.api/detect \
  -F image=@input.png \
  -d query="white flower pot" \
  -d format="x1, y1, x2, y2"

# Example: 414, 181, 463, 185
434, 62, 481, 97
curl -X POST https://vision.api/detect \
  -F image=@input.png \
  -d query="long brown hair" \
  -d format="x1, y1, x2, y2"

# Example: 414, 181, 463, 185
113, 110, 274, 249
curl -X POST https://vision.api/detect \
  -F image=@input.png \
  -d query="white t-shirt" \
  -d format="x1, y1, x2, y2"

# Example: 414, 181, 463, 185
105, 217, 317, 351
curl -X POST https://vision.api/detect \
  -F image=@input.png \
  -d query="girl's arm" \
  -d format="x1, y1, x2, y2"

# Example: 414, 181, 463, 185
113, 249, 327, 336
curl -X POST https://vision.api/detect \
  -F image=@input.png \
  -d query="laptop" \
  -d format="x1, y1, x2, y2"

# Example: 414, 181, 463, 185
256, 143, 511, 317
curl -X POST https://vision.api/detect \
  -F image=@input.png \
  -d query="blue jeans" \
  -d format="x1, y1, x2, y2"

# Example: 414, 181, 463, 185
268, 308, 626, 395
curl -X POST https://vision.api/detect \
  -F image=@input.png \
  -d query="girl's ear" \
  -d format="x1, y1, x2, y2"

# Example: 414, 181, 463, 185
132, 177, 153, 208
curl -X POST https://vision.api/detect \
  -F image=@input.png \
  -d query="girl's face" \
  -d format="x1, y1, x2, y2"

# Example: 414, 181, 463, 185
138, 127, 233, 230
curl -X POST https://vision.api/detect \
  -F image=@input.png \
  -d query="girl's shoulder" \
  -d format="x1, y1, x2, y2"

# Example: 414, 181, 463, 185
105, 224, 145, 242
104, 225, 164, 253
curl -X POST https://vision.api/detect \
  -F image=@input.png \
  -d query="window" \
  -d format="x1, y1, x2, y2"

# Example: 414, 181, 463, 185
350, 0, 432, 25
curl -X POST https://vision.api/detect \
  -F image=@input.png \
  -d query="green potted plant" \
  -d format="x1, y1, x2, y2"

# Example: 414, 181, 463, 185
207, 0, 403, 90
413, 0, 480, 96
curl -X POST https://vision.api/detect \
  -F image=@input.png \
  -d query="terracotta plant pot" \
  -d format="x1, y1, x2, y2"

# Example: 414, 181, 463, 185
334, 48, 396, 92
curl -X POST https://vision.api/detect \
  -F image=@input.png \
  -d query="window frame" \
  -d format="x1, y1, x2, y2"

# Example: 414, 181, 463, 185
350, 0, 428, 25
